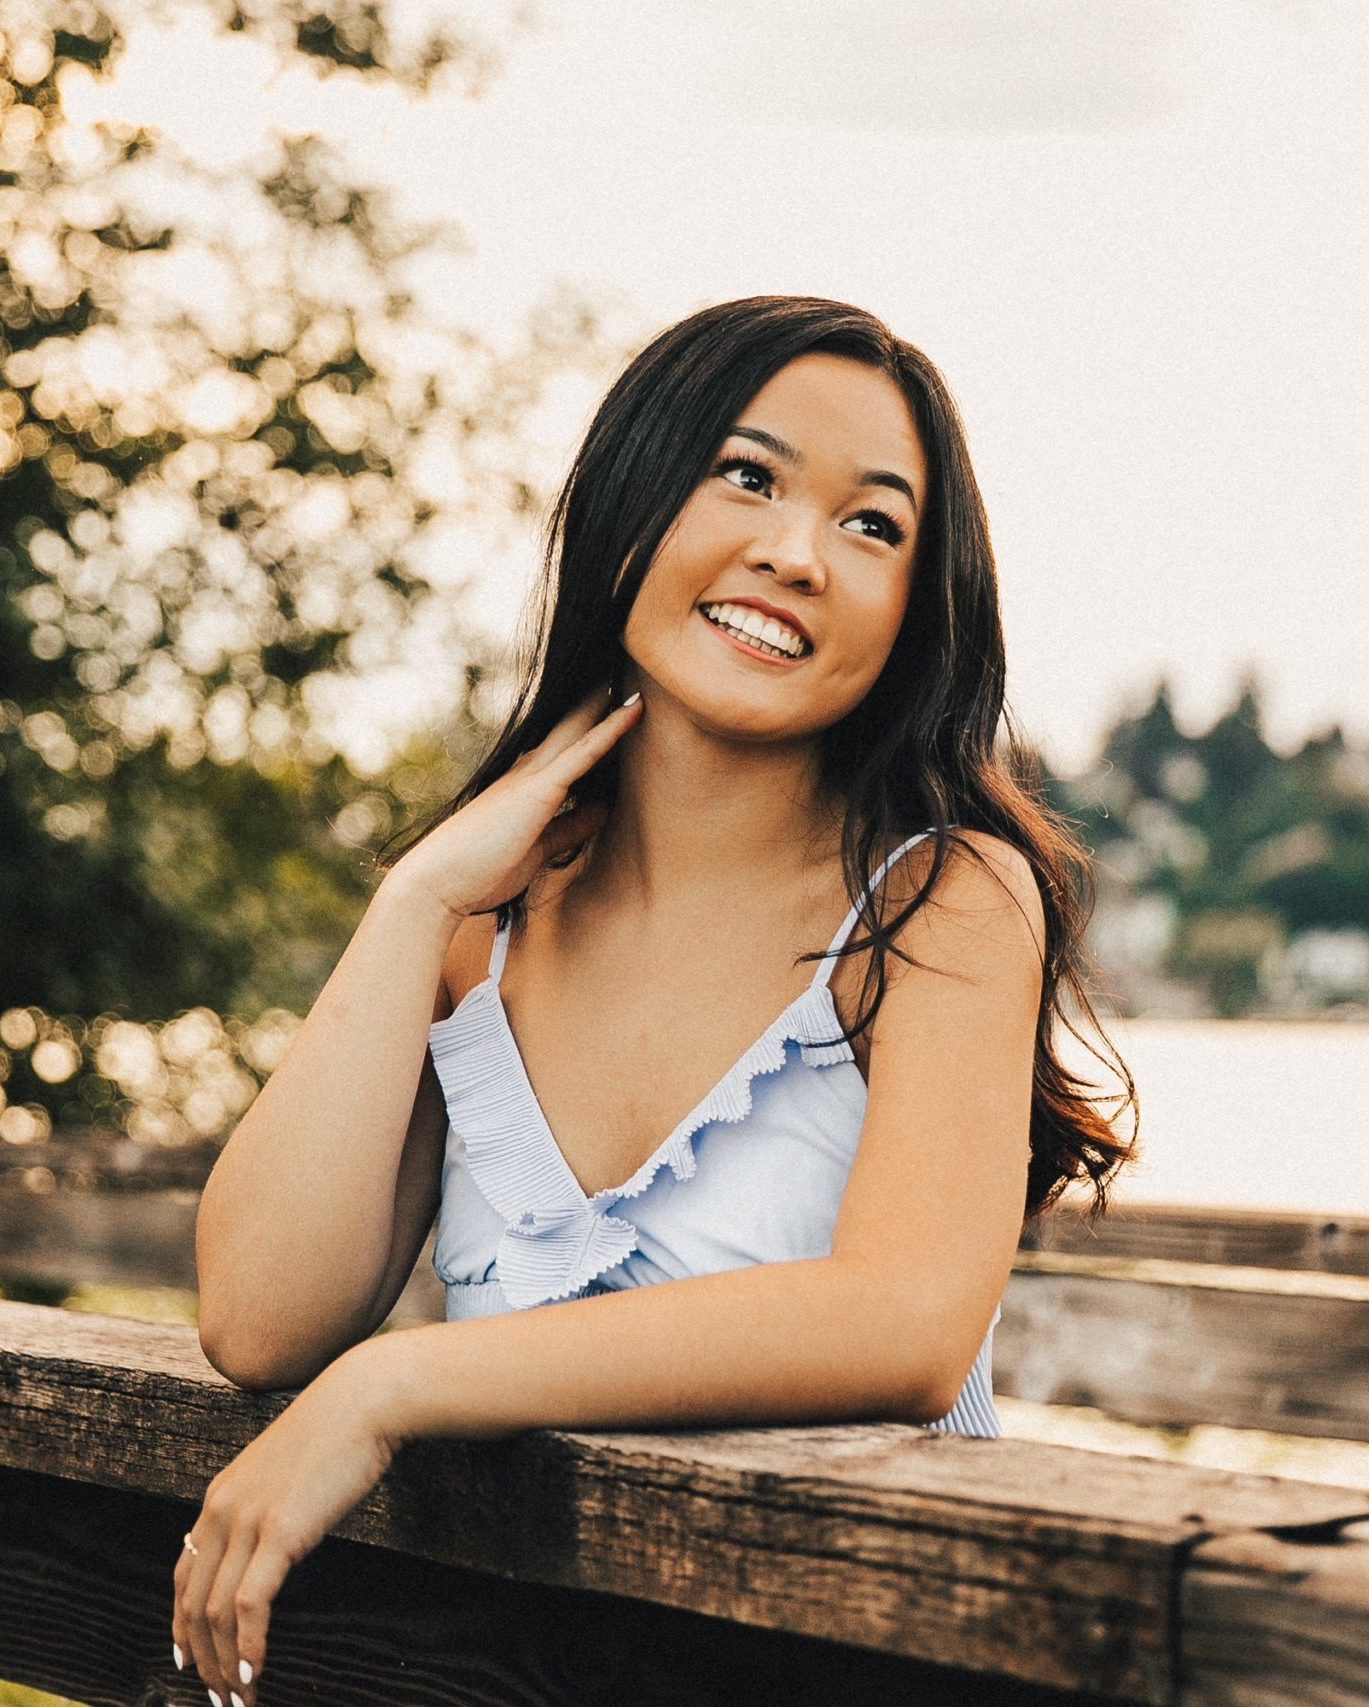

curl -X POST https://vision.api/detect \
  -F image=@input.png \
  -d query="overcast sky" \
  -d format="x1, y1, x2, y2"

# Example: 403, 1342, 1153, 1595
77, 0, 1368, 775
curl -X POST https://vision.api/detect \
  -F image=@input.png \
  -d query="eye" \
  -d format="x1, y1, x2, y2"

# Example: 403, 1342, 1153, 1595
712, 453, 774, 494
711, 452, 908, 548
846, 508, 908, 548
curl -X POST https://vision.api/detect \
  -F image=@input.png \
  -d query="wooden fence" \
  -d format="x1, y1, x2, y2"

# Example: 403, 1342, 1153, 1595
2, 1135, 1368, 1703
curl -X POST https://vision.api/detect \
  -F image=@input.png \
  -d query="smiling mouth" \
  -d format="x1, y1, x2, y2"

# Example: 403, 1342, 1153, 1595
697, 605, 812, 663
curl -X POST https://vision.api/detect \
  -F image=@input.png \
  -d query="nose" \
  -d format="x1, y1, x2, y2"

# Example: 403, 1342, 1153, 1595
743, 505, 827, 593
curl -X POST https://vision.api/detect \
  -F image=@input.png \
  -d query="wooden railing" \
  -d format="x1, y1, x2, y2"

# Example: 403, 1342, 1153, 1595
6, 1140, 1368, 1442
3, 1139, 1369, 1702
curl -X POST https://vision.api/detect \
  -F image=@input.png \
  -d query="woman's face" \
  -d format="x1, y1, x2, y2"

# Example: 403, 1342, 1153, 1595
621, 351, 927, 743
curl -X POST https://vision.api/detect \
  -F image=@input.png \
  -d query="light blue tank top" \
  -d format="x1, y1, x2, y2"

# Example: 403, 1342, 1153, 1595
427, 827, 1003, 1438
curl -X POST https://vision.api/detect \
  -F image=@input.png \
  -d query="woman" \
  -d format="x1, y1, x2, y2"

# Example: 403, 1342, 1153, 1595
173, 295, 1137, 1704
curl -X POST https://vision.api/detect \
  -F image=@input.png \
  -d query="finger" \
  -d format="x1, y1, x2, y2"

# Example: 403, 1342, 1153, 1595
540, 800, 610, 862
232, 1529, 297, 1704
540, 694, 642, 790
171, 1539, 196, 1680
204, 1524, 262, 1704
523, 683, 617, 772
176, 1521, 231, 1697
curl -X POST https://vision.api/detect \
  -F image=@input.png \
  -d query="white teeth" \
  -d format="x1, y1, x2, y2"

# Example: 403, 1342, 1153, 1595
702, 603, 806, 658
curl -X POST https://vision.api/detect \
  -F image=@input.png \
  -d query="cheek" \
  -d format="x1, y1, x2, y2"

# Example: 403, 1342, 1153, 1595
621, 510, 718, 641
846, 581, 909, 654
651, 502, 728, 579
820, 589, 909, 701
620, 562, 692, 666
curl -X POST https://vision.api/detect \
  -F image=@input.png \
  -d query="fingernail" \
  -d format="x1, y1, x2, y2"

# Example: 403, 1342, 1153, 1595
621, 691, 640, 707
239, 1659, 254, 1684
208, 1691, 223, 1707
172, 1641, 184, 1670
231, 1693, 246, 1707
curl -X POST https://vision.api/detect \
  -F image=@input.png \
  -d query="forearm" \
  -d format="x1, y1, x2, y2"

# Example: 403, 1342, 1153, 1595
197, 872, 456, 1373
360, 1257, 948, 1444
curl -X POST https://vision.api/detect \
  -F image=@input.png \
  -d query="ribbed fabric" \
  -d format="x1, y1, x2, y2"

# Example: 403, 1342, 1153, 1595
427, 827, 1005, 1438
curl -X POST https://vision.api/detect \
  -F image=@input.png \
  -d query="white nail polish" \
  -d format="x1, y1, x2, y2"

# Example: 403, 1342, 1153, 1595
621, 691, 640, 707
231, 1693, 246, 1707
239, 1659, 254, 1684
208, 1690, 222, 1707
172, 1641, 184, 1670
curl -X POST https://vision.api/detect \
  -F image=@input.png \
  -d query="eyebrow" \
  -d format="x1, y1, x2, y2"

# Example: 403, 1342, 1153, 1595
727, 424, 919, 516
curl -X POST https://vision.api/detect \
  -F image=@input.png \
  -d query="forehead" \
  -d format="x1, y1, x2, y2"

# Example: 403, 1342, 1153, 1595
734, 353, 926, 481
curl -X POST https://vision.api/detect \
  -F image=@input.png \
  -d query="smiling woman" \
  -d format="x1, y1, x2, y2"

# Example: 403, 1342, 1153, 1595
180, 296, 1139, 1706
620, 350, 926, 745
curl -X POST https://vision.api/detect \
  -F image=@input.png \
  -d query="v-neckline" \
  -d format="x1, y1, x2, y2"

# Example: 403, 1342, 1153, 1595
432, 826, 937, 1206
463, 970, 844, 1206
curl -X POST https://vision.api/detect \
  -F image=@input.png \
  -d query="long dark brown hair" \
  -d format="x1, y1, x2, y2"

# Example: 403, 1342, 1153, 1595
378, 295, 1138, 1225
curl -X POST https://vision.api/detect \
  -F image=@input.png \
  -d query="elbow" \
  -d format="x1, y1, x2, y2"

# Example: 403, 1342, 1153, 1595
197, 1316, 310, 1393
883, 1369, 960, 1429
828, 1266, 963, 1427
915, 1383, 962, 1428
870, 1307, 967, 1427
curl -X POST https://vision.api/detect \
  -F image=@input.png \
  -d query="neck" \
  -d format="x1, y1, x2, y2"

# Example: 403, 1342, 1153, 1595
579, 694, 846, 913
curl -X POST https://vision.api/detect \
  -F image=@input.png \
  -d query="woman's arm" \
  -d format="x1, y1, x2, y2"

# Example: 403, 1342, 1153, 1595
197, 687, 643, 1391
359, 831, 1044, 1443
173, 833, 1040, 1707
362, 1253, 949, 1440
196, 871, 459, 1388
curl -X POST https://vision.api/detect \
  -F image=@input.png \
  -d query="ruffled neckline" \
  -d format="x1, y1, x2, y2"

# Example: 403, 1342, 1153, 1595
430, 973, 856, 1210
426, 826, 944, 1308
427, 974, 858, 1307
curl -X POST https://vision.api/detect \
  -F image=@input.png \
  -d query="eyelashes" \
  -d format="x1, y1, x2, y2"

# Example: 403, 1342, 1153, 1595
710, 453, 908, 549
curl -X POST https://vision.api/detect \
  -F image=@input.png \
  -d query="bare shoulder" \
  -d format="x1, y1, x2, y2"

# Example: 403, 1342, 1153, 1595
434, 909, 501, 1022
434, 857, 582, 1021
887, 827, 1047, 970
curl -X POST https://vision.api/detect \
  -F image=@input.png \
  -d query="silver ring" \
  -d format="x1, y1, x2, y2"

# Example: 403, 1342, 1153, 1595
183, 1533, 199, 1556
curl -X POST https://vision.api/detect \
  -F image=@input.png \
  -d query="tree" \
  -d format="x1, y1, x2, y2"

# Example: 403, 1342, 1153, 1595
0, 0, 627, 1144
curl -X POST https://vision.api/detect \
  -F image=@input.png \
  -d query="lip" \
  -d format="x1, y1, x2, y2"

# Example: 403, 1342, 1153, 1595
697, 606, 807, 666
696, 596, 813, 650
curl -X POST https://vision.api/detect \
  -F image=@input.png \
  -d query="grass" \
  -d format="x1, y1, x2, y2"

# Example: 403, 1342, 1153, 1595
0, 1276, 200, 1325
0, 1684, 92, 1707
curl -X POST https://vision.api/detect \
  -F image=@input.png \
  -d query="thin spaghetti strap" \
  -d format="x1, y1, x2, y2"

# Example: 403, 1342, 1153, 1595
487, 915, 511, 986
809, 828, 942, 992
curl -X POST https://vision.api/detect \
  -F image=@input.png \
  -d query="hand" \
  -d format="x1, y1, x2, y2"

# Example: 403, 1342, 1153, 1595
171, 1350, 398, 1707
389, 682, 643, 920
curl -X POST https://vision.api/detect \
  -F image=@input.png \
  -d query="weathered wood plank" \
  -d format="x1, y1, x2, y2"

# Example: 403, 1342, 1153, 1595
6, 1194, 1369, 1441
1179, 1519, 1369, 1704
4, 1302, 1369, 1703
995, 1256, 1369, 1441
0, 1181, 203, 1288
1025, 1203, 1369, 1276
0, 1463, 1099, 1707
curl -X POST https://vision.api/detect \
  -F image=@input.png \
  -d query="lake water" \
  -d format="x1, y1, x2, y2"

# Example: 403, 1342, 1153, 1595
1054, 1017, 1369, 1217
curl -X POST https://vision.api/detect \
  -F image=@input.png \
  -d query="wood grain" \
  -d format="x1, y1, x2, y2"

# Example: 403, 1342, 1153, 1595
1024, 1202, 1369, 1276
4, 1301, 1369, 1702
0, 1461, 1104, 1707
995, 1256, 1369, 1440
1180, 1522, 1369, 1704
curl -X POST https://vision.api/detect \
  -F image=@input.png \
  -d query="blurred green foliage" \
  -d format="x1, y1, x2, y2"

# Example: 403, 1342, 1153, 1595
1052, 673, 1369, 1017
0, 0, 629, 1147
